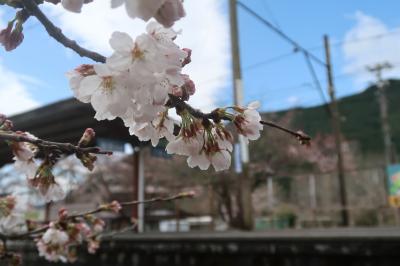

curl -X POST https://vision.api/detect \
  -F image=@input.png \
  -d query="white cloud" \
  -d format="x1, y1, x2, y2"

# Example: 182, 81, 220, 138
0, 59, 40, 116
342, 11, 400, 88
0, 8, 5, 28
287, 96, 300, 106
0, 11, 40, 116
45, 1, 230, 112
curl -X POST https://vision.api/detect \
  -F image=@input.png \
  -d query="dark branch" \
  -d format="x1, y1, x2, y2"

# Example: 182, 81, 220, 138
260, 120, 311, 145
21, 0, 106, 63
0, 132, 112, 155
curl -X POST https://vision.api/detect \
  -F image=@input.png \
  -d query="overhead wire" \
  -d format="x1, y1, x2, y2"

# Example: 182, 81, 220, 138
236, 1, 327, 68
259, 0, 282, 30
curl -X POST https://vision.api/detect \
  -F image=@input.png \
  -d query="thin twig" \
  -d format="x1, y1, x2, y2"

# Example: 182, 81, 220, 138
0, 132, 112, 155
119, 191, 195, 206
260, 120, 311, 145
0, 192, 194, 240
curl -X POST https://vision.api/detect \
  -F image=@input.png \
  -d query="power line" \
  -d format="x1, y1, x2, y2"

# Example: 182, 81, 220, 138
307, 29, 400, 51
241, 30, 400, 73
303, 52, 330, 107
236, 1, 327, 68
259, 0, 282, 30
243, 51, 296, 71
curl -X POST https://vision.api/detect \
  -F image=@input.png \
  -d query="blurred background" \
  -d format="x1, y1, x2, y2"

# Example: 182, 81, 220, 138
0, 0, 400, 236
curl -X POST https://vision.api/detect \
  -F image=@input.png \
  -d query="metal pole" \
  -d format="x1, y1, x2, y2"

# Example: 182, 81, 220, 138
323, 35, 349, 226
138, 148, 145, 232
132, 147, 140, 232
229, 0, 253, 230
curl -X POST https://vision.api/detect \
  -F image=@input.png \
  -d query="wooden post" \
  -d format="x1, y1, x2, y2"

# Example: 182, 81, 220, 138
324, 35, 349, 226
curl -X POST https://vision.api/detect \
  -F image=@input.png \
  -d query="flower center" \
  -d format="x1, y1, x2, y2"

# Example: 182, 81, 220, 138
101, 76, 114, 93
132, 43, 145, 60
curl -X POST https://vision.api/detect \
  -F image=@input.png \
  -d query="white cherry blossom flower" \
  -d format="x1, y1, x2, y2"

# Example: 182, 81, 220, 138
153, 113, 175, 142
107, 32, 159, 74
78, 64, 131, 119
234, 101, 263, 143
37, 225, 70, 262
42, 183, 66, 203
66, 64, 95, 103
11, 132, 39, 179
186, 128, 233, 171
0, 196, 27, 234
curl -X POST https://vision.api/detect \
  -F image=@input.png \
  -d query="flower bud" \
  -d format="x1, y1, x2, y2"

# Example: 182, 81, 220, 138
58, 208, 68, 220
1, 119, 13, 131
182, 74, 195, 96
154, 0, 185, 28
78, 128, 95, 147
181, 48, 192, 67
100, 200, 122, 214
0, 20, 24, 51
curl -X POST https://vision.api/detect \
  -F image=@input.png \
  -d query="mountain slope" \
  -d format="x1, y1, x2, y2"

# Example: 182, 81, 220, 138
272, 79, 400, 154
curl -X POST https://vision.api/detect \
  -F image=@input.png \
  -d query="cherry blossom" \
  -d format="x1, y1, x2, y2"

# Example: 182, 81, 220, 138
30, 160, 66, 202
37, 225, 70, 263
66, 64, 95, 103
77, 64, 130, 119
233, 101, 264, 143
186, 127, 233, 171
0, 196, 26, 234
11, 132, 39, 179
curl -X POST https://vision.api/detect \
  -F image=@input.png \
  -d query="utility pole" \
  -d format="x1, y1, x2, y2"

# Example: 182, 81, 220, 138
323, 35, 349, 226
229, 0, 253, 230
367, 62, 394, 166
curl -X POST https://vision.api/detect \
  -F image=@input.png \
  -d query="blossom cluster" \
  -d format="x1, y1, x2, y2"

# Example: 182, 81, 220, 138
68, 20, 263, 171
0, 117, 66, 203
0, 195, 26, 234
35, 207, 113, 263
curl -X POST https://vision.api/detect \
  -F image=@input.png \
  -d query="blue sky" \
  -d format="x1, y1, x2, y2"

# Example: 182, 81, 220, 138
0, 0, 400, 115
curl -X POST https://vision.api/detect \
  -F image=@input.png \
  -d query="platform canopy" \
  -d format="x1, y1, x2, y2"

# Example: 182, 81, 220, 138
0, 98, 140, 167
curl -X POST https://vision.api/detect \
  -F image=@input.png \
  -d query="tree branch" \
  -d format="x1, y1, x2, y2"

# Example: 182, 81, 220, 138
0, 131, 112, 155
260, 120, 311, 145
0, 192, 194, 240
21, 0, 106, 63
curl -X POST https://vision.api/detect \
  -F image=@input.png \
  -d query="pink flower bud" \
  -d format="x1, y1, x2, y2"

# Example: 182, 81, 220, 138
154, 0, 185, 28
181, 48, 192, 67
58, 208, 68, 220
0, 21, 24, 51
78, 128, 95, 147
2, 120, 13, 130
0, 23, 12, 45
101, 200, 122, 213
182, 74, 195, 96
